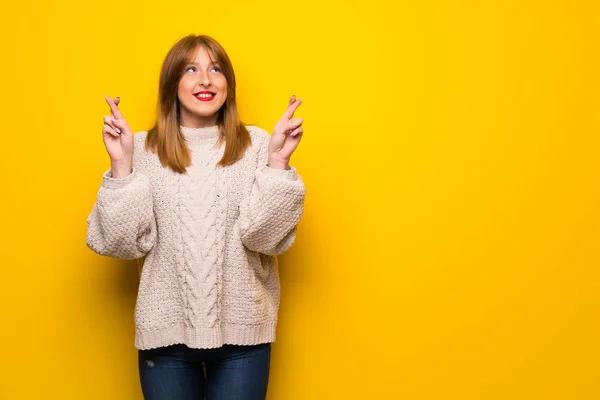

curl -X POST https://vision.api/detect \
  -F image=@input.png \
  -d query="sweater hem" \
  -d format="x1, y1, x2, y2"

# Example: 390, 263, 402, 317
134, 321, 277, 350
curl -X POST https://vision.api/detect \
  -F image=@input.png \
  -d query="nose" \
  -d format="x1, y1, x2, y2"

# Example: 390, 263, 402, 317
197, 70, 211, 87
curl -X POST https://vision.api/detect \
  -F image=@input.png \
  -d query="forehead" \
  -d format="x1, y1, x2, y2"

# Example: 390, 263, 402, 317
188, 46, 219, 65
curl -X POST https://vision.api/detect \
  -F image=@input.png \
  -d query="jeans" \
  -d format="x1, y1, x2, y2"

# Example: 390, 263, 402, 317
138, 343, 271, 400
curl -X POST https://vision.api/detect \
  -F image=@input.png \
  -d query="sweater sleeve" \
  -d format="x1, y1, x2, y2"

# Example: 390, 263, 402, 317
86, 168, 157, 260
238, 130, 306, 256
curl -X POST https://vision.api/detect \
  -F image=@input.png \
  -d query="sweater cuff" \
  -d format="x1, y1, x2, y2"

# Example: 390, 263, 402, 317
259, 165, 299, 181
101, 167, 138, 189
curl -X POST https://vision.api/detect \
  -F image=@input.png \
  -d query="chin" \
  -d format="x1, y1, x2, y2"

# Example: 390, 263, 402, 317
193, 108, 220, 117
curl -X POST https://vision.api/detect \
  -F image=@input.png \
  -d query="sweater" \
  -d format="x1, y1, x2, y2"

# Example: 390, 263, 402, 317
86, 125, 305, 350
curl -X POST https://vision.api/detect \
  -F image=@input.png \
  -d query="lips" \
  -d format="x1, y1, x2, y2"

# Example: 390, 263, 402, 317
193, 91, 216, 102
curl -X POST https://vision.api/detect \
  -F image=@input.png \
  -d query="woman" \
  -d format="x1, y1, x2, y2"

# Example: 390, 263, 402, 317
86, 34, 305, 400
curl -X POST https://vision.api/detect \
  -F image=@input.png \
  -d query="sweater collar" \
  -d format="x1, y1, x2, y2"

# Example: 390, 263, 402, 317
180, 125, 220, 143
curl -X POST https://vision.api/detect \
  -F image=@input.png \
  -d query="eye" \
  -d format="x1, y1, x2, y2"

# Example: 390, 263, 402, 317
211, 66, 222, 73
185, 66, 197, 73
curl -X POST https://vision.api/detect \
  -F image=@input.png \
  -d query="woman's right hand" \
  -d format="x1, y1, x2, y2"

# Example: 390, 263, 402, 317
103, 95, 134, 178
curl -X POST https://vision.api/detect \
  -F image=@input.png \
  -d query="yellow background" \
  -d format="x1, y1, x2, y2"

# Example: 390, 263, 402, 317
0, 0, 599, 398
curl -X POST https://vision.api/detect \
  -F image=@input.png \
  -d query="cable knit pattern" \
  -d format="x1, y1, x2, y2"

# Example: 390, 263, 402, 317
86, 125, 305, 350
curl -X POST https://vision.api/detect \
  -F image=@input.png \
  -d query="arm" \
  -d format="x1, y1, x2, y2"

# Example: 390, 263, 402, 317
238, 129, 306, 256
87, 96, 155, 259
86, 168, 157, 260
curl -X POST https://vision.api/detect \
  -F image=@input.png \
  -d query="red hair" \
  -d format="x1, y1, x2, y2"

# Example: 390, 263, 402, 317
146, 35, 251, 173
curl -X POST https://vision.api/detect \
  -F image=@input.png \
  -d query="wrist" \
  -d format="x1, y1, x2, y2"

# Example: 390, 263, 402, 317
267, 156, 290, 170
110, 160, 133, 178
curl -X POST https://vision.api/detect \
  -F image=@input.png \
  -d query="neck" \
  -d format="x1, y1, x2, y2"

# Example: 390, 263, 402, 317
179, 113, 218, 128
179, 125, 220, 144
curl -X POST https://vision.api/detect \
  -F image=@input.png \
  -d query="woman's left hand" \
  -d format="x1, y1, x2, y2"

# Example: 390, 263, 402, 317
268, 95, 304, 170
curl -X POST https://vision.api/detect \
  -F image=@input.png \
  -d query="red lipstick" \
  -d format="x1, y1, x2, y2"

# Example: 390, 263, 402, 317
194, 91, 216, 102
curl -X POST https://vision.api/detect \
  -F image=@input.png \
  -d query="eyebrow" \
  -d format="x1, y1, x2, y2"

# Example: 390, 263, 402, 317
187, 61, 221, 66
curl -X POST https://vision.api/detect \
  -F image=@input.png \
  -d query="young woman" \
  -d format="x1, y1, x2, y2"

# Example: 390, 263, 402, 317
86, 34, 305, 400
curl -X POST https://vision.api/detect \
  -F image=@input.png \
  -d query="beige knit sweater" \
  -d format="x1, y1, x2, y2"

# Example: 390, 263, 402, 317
86, 125, 305, 350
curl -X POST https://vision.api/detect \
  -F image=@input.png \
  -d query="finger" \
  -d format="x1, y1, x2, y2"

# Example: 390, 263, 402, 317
112, 118, 126, 131
112, 118, 129, 134
283, 118, 303, 135
288, 95, 296, 106
284, 97, 303, 119
104, 95, 124, 120
290, 117, 304, 129
289, 126, 303, 138
103, 124, 120, 138
103, 115, 121, 134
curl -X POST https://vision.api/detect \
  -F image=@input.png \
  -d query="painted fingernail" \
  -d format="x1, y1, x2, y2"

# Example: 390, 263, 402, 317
116, 128, 121, 134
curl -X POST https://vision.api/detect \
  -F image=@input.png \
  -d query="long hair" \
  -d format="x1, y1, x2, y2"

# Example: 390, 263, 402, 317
146, 35, 251, 173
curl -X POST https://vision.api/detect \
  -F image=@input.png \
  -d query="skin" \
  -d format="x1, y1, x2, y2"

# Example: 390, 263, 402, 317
177, 47, 228, 128
101, 54, 303, 177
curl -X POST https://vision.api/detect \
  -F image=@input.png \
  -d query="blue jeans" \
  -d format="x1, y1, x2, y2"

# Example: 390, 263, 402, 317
138, 343, 271, 400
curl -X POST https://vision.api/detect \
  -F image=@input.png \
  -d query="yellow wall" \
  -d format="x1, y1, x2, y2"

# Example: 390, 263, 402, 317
1, 0, 598, 398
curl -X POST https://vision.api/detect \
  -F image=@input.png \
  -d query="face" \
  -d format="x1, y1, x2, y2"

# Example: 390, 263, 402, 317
177, 46, 228, 128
